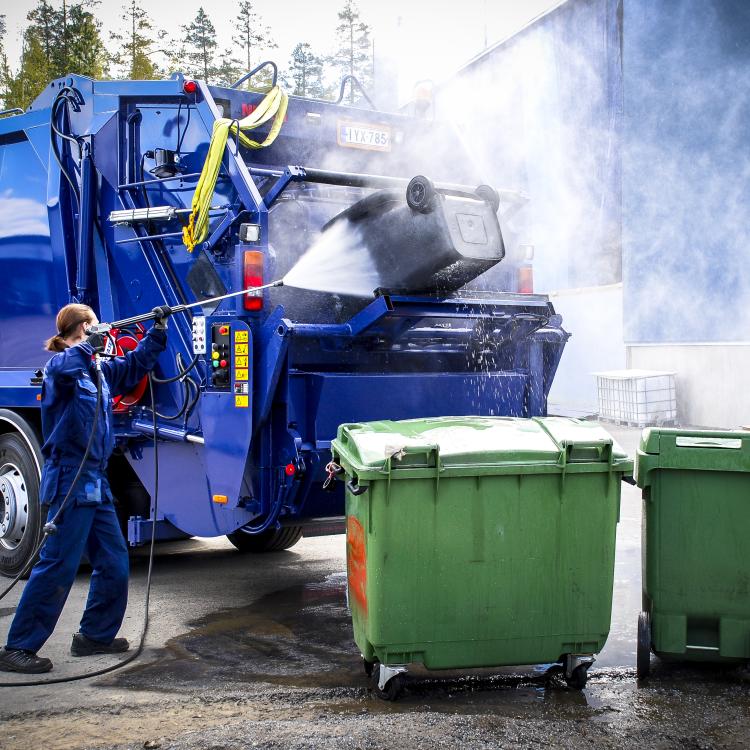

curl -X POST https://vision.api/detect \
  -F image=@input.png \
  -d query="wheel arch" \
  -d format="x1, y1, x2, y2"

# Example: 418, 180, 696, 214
0, 409, 43, 478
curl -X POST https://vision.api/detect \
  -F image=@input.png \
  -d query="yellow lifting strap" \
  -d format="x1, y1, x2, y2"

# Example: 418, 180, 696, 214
182, 85, 289, 252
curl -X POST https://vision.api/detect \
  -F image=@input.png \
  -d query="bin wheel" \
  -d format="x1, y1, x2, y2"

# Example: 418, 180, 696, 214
565, 665, 588, 690
475, 184, 500, 213
406, 175, 436, 213
363, 658, 376, 677
373, 673, 405, 701
637, 610, 651, 680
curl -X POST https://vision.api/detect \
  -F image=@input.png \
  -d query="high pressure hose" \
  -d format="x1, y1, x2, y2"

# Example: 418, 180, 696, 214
0, 369, 162, 687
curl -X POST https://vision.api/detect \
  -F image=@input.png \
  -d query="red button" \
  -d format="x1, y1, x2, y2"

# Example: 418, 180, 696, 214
219, 325, 229, 335
220, 359, 227, 367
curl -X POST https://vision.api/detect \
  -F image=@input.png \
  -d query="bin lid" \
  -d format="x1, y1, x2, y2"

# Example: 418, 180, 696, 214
333, 416, 631, 477
635, 428, 750, 487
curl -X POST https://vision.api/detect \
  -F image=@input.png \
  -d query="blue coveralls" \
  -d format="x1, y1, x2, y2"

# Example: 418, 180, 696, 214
5, 327, 167, 653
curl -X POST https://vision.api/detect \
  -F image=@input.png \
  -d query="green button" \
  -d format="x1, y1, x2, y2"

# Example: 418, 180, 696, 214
212, 360, 219, 368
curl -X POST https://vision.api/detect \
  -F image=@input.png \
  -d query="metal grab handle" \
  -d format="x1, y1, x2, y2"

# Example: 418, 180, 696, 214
335, 75, 377, 110
231, 61, 278, 90
346, 479, 368, 496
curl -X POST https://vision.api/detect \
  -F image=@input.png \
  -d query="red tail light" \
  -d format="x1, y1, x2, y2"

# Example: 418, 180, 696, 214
518, 265, 533, 294
243, 250, 264, 311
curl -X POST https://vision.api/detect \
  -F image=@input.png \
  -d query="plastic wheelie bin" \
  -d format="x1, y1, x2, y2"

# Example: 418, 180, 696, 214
635, 428, 750, 678
331, 416, 633, 698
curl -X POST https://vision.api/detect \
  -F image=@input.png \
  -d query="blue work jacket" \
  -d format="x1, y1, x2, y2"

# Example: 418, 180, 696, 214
39, 327, 167, 505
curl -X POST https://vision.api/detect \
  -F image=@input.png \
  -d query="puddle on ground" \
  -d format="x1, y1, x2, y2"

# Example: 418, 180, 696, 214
110, 570, 750, 719
108, 572, 634, 715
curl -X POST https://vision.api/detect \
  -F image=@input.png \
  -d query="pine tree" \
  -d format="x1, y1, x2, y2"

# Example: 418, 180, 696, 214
0, 15, 10, 109
26, 0, 56, 76
180, 7, 218, 83
110, 0, 158, 79
287, 42, 326, 99
232, 0, 277, 83
1, 1, 107, 109
331, 0, 373, 104
66, 3, 108, 79
212, 49, 244, 88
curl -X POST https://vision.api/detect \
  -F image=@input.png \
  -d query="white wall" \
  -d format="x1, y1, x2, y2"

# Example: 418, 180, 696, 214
547, 283, 626, 417
627, 344, 750, 429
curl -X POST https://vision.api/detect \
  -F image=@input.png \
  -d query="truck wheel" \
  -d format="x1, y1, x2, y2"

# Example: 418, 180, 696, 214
406, 175, 435, 213
0, 433, 43, 579
227, 525, 303, 553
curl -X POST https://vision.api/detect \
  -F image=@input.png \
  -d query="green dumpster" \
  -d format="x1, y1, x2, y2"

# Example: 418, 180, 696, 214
635, 428, 750, 678
331, 416, 633, 698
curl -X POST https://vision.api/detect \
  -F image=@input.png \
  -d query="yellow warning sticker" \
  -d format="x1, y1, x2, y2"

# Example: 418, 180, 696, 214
235, 330, 249, 343
235, 369, 248, 381
235, 395, 249, 408
235, 343, 248, 355
235, 356, 248, 368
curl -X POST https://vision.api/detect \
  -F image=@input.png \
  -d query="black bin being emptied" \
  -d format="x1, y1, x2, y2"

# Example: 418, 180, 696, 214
322, 176, 506, 293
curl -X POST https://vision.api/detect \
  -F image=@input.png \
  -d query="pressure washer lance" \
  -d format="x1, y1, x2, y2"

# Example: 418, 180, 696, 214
87, 279, 284, 335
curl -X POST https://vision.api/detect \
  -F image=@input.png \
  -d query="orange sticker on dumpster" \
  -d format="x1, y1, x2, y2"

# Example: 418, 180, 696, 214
347, 516, 367, 615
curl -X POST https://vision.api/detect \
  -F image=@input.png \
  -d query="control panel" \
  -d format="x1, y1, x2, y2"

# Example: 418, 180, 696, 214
210, 323, 231, 389
192, 316, 207, 354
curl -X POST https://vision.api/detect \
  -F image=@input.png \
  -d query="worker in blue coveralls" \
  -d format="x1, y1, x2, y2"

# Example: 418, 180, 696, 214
0, 302, 170, 674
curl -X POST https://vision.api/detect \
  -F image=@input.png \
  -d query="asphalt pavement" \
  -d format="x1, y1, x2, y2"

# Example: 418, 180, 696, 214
1, 422, 749, 750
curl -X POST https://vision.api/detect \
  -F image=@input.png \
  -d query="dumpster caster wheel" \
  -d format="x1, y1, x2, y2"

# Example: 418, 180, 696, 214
363, 658, 376, 677
374, 674, 404, 701
372, 664, 406, 701
565, 665, 589, 690
637, 611, 651, 680
406, 175, 435, 213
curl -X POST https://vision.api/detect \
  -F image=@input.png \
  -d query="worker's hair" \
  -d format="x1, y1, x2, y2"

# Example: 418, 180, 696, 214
44, 304, 96, 353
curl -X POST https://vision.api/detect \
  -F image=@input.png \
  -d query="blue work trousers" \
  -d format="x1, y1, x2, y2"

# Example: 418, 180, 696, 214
5, 497, 129, 653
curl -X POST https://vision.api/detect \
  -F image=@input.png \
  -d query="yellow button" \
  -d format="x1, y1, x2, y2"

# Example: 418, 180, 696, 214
235, 369, 248, 381
235, 330, 249, 343
212, 351, 219, 359
235, 395, 249, 408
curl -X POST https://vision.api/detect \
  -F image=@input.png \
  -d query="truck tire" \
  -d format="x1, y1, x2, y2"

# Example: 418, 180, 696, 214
226, 526, 303, 553
0, 433, 43, 579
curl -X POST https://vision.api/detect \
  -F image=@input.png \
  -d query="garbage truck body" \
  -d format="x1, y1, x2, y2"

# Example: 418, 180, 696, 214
0, 69, 568, 576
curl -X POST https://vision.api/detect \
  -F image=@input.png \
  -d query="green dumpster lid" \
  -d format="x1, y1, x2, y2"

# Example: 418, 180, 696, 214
333, 416, 631, 476
635, 427, 750, 487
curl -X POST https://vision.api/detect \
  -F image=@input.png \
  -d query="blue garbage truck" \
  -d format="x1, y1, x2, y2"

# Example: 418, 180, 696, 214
0, 64, 569, 577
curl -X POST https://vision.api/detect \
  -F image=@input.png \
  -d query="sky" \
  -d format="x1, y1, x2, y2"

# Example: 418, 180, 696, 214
1, 0, 561, 103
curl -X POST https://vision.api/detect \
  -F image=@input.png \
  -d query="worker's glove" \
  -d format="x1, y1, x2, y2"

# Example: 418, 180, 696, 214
84, 330, 106, 353
151, 305, 172, 330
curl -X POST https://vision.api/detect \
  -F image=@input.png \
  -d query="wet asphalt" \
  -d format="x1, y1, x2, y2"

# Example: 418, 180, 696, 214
1, 422, 749, 749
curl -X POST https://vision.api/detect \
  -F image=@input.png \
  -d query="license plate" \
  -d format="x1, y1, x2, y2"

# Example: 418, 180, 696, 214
337, 121, 391, 152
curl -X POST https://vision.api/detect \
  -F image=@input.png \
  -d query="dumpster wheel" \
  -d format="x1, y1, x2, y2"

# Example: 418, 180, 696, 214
369, 662, 407, 701
565, 664, 589, 690
637, 611, 651, 680
563, 654, 594, 690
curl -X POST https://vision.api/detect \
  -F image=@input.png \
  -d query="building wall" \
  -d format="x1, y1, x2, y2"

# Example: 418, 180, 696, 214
547, 284, 626, 417
628, 344, 750, 428
622, 0, 750, 344
435, 0, 623, 293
